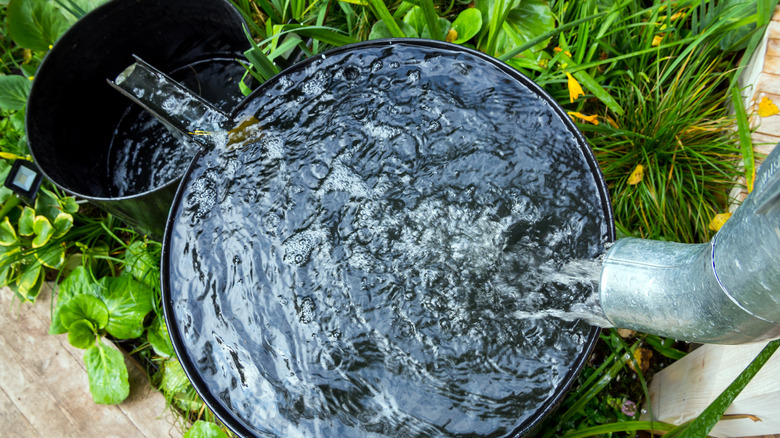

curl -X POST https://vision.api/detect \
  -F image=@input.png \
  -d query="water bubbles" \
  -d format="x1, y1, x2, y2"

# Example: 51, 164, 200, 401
298, 297, 316, 324
282, 229, 319, 266
370, 59, 383, 73
302, 70, 328, 95
407, 69, 420, 83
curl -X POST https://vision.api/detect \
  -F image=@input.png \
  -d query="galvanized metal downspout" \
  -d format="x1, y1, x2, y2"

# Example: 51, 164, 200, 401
599, 145, 780, 344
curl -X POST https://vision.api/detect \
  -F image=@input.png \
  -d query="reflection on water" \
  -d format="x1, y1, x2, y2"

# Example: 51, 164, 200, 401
166, 43, 611, 437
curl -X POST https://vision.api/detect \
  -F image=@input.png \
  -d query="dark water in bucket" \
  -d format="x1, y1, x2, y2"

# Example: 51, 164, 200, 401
165, 42, 612, 437
107, 58, 246, 197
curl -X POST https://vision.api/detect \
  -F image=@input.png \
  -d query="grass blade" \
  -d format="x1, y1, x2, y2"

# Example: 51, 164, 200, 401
561, 420, 678, 437
498, 12, 606, 61
366, 0, 406, 38
419, 0, 442, 40
731, 86, 755, 192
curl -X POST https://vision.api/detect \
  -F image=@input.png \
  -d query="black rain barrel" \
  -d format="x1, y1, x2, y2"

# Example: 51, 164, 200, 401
162, 40, 615, 437
26, 0, 249, 239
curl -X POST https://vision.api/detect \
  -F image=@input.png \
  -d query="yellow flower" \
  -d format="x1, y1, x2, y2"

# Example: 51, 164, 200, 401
446, 28, 458, 43
758, 96, 779, 117
567, 111, 599, 125
708, 212, 732, 231
565, 72, 584, 103
554, 47, 573, 57
652, 35, 663, 46
627, 164, 644, 185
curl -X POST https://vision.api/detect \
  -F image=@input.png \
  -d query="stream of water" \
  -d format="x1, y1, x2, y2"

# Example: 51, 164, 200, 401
162, 43, 613, 437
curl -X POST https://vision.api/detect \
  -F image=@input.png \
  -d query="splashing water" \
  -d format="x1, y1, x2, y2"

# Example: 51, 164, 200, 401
165, 43, 614, 438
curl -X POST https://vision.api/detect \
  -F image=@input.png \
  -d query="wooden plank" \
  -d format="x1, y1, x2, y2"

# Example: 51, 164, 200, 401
646, 342, 780, 437
0, 385, 40, 437
0, 286, 182, 437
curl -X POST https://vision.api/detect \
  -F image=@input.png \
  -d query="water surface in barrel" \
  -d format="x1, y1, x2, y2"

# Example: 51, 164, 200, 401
166, 43, 610, 437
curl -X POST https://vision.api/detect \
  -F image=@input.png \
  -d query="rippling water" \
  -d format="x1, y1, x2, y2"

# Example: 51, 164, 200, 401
165, 42, 612, 437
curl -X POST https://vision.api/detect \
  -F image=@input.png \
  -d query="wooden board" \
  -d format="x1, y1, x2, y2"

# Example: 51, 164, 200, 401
646, 342, 780, 437
0, 285, 183, 438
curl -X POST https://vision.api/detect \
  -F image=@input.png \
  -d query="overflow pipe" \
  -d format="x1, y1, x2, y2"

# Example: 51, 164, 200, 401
599, 145, 780, 344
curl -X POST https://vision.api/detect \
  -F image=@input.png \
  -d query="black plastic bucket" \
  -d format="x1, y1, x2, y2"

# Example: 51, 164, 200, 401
162, 40, 615, 437
26, 0, 249, 238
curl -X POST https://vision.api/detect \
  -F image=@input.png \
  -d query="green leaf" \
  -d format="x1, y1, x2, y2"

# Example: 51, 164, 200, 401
34, 242, 66, 269
124, 240, 159, 289
34, 188, 62, 222
67, 319, 97, 349
403, 6, 426, 36
504, 0, 554, 52
159, 358, 191, 396
32, 215, 55, 248
366, 0, 406, 38
0, 216, 18, 246
421, 17, 451, 40
18, 206, 35, 236
732, 86, 755, 192
51, 266, 101, 334
674, 340, 780, 438
184, 421, 229, 438
60, 196, 79, 214
17, 262, 43, 299
0, 264, 13, 288
60, 293, 110, 330
148, 315, 174, 358
54, 0, 110, 22
0, 75, 33, 111
52, 212, 74, 239
102, 275, 154, 339
84, 341, 130, 405
7, 0, 71, 51
369, 20, 416, 40
452, 8, 483, 44
419, 0, 442, 40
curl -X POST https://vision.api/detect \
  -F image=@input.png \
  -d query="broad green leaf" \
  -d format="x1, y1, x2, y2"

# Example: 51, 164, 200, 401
0, 75, 33, 111
184, 421, 230, 438
60, 196, 79, 214
0, 217, 18, 246
17, 262, 43, 299
148, 315, 175, 358
160, 358, 191, 395
102, 275, 154, 339
52, 212, 74, 238
0, 242, 20, 265
369, 20, 416, 40
55, 0, 110, 22
504, 0, 554, 52
124, 240, 159, 289
67, 319, 97, 349
7, 0, 71, 51
51, 265, 102, 334
60, 293, 110, 330
0, 264, 13, 288
32, 215, 55, 248
34, 242, 66, 269
84, 341, 130, 405
33, 189, 61, 222
452, 8, 483, 44
18, 206, 35, 236
403, 6, 426, 36
421, 17, 451, 40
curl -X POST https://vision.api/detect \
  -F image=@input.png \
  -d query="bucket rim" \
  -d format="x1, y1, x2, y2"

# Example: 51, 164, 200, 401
162, 38, 615, 438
